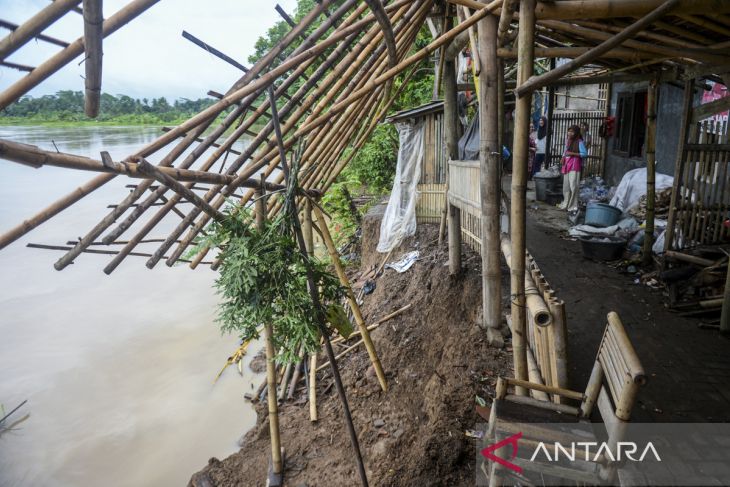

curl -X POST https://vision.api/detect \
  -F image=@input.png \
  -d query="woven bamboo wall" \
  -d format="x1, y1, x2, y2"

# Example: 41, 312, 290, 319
416, 183, 446, 224
446, 160, 482, 252
666, 119, 730, 250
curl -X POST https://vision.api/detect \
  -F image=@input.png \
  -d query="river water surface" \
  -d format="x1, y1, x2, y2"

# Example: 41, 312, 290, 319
0, 126, 260, 486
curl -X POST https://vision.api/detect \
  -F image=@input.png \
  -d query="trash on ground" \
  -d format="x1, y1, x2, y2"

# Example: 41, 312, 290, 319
385, 250, 420, 273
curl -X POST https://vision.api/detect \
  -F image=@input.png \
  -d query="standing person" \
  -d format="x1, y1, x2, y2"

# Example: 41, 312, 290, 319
528, 121, 537, 180
534, 116, 548, 177
558, 125, 587, 212
580, 121, 592, 155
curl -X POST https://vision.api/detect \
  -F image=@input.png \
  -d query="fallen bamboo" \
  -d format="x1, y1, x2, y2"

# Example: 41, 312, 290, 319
316, 339, 364, 372
331, 303, 413, 345
664, 250, 715, 267
313, 206, 387, 392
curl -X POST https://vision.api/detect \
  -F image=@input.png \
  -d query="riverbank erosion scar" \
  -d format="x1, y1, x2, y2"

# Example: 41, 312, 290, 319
189, 219, 513, 486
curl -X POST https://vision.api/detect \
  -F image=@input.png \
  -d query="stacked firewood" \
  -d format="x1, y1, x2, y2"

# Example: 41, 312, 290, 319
630, 188, 673, 221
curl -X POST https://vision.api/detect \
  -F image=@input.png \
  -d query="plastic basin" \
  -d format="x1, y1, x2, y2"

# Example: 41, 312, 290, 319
579, 236, 627, 261
585, 202, 622, 227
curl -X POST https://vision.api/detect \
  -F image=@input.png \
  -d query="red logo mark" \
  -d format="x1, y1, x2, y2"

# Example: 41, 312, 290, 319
481, 432, 523, 474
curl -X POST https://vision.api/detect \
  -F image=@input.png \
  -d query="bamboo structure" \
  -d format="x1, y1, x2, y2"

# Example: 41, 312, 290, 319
643, 78, 658, 264
4, 2, 730, 482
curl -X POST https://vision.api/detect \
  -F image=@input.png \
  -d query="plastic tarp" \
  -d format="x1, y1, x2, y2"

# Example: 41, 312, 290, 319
377, 121, 425, 253
609, 168, 674, 214
458, 112, 480, 160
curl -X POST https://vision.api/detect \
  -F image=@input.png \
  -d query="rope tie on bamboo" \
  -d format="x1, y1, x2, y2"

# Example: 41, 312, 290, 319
510, 291, 529, 308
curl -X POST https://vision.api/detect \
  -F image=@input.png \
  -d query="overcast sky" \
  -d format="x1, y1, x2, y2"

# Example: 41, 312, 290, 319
0, 0, 300, 100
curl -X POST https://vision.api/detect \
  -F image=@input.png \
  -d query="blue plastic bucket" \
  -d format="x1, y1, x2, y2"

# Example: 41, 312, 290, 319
584, 202, 622, 227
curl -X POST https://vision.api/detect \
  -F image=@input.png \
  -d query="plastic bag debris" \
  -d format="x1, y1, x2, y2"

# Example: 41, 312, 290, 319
385, 250, 420, 273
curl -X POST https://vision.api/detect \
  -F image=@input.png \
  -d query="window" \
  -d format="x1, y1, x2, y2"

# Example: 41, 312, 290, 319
613, 91, 647, 158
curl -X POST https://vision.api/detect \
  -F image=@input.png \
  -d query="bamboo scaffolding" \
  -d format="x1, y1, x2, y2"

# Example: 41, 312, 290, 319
100, 4, 368, 270
82, 0, 103, 118
0, 19, 69, 49
182, 2, 424, 266
516, 0, 681, 97
0, 0, 160, 111
0, 0, 79, 61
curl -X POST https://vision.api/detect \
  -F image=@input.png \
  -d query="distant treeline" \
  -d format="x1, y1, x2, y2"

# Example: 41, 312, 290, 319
0, 90, 219, 124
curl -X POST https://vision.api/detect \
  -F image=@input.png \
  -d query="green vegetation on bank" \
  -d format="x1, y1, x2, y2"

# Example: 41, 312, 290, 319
0, 90, 219, 125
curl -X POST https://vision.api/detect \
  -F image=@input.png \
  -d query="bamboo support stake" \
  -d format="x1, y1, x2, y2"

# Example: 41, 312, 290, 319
439, 16, 456, 247
497, 0, 516, 45
510, 0, 536, 393
255, 189, 283, 476
309, 352, 318, 421
0, 0, 80, 61
82, 0, 103, 118
313, 206, 387, 392
478, 9, 502, 346
643, 77, 658, 264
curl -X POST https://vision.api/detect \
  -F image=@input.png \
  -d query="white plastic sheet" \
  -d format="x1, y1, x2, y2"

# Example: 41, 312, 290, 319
609, 168, 674, 214
377, 121, 425, 253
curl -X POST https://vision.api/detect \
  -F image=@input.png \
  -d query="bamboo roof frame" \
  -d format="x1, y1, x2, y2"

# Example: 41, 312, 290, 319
2, 0, 730, 272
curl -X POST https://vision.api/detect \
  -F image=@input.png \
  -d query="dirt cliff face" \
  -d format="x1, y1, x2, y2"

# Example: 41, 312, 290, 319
190, 220, 512, 487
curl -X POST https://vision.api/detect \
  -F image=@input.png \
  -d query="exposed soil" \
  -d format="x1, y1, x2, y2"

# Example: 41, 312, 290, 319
190, 217, 513, 486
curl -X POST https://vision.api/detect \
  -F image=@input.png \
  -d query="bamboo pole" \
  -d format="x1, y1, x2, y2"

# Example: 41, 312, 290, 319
439, 15, 455, 247
82, 0, 103, 118
256, 188, 283, 476
309, 352, 318, 421
500, 235, 552, 327
313, 206, 387, 392
720, 267, 730, 335
303, 199, 314, 256
664, 80, 694, 252
497, 0, 516, 45
516, 0, 681, 97
478, 9, 502, 347
0, 0, 160, 111
0, 0, 80, 61
643, 77, 658, 265
509, 0, 536, 393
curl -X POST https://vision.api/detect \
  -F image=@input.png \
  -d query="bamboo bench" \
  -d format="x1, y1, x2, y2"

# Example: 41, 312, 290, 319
485, 312, 646, 486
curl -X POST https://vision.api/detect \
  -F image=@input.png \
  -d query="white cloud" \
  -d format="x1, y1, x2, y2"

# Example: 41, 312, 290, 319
0, 0, 300, 100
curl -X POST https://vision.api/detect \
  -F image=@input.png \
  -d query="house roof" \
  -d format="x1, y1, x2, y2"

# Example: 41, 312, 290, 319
385, 100, 444, 123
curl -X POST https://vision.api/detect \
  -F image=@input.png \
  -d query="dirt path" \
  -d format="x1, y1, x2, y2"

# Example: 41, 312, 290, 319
190, 223, 513, 486
526, 204, 730, 422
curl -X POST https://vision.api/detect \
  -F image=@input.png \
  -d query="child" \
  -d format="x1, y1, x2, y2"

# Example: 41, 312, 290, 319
558, 125, 587, 212
534, 116, 547, 176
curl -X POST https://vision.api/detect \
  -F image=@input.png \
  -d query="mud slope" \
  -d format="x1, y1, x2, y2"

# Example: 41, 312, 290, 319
190, 223, 512, 487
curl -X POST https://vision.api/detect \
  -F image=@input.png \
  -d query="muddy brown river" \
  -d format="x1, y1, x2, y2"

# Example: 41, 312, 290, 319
0, 126, 261, 486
